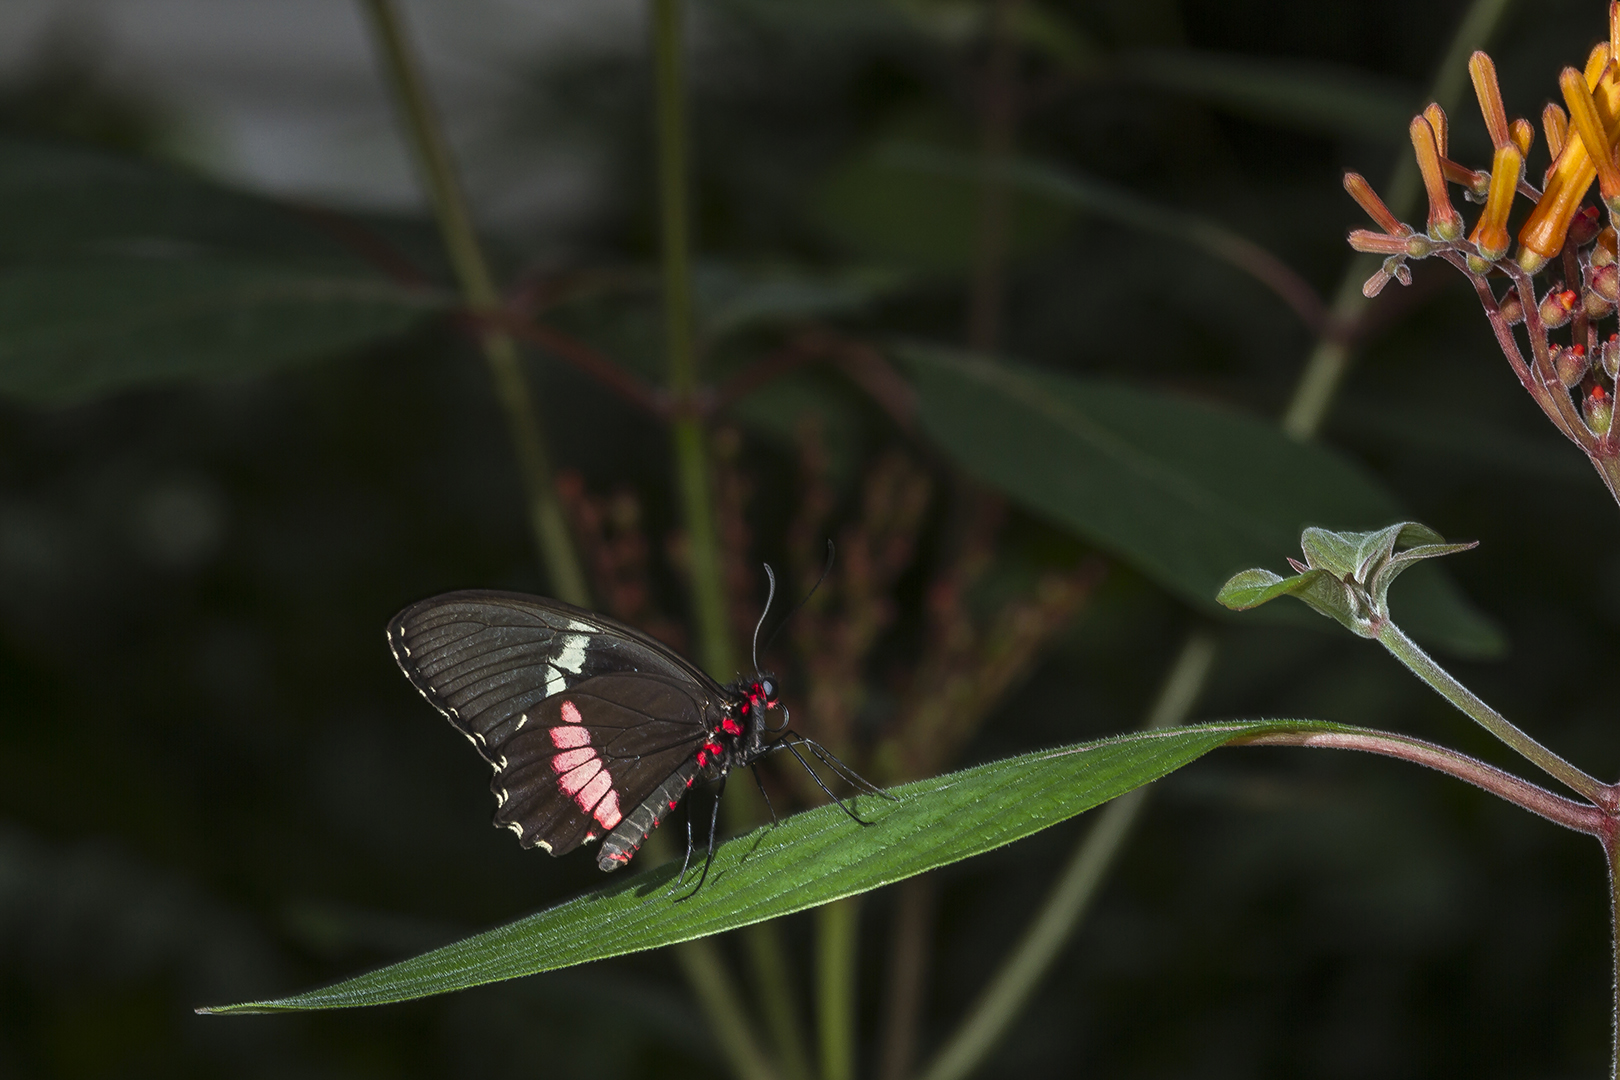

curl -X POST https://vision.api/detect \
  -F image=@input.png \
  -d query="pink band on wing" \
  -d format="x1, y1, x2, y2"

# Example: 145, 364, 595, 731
594, 790, 622, 829
561, 700, 583, 724
575, 770, 613, 813
555, 758, 601, 795
550, 724, 591, 749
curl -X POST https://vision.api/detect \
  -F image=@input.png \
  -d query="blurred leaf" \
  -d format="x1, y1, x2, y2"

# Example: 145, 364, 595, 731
901, 346, 1504, 657
0, 138, 449, 402
816, 134, 1076, 272
1121, 48, 1417, 141
694, 262, 906, 340
202, 718, 1348, 1012
885, 146, 1325, 330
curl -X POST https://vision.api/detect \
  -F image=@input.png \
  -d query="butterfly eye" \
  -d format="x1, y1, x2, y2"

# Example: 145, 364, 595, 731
759, 678, 777, 703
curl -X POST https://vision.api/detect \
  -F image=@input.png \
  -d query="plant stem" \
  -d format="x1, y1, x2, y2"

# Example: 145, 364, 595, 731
1279, 0, 1517, 442
745, 923, 816, 1080
673, 936, 785, 1080
817, 897, 861, 1080
358, 0, 588, 606
1608, 836, 1620, 1080
1232, 728, 1604, 835
1375, 621, 1613, 810
653, 0, 733, 678
917, 630, 1218, 1080
650, 6, 790, 1080
914, 5, 1521, 1074
878, 875, 936, 1080
966, 0, 1022, 352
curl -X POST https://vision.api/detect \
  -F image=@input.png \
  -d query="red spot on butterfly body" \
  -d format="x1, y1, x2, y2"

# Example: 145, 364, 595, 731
720, 718, 743, 736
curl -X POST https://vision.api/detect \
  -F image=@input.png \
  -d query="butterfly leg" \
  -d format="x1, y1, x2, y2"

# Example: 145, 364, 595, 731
667, 802, 698, 895
777, 738, 876, 826
794, 735, 896, 801
751, 763, 779, 825
676, 774, 727, 901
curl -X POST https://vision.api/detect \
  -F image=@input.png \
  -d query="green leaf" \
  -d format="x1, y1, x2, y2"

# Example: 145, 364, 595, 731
1223, 522, 1479, 639
815, 133, 1076, 272
1120, 48, 1417, 141
900, 346, 1503, 657
693, 262, 905, 340
201, 719, 1343, 1013
0, 138, 450, 402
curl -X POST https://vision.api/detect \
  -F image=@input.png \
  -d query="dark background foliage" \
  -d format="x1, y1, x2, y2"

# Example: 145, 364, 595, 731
1, 0, 1617, 1077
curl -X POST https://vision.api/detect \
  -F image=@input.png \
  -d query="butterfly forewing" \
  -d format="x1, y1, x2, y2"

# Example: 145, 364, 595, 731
388, 591, 725, 858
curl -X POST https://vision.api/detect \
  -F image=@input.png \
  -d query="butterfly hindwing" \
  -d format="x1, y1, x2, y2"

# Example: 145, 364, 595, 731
490, 672, 712, 855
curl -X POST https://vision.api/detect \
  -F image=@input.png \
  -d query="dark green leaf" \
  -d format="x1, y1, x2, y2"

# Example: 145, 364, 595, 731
201, 719, 1343, 1013
901, 346, 1503, 657
0, 138, 449, 402
1121, 48, 1417, 141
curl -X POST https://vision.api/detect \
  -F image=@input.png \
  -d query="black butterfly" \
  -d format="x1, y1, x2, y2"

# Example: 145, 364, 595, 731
387, 575, 881, 887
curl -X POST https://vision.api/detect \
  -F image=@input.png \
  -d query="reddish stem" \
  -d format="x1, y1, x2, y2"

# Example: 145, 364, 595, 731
1233, 728, 1608, 835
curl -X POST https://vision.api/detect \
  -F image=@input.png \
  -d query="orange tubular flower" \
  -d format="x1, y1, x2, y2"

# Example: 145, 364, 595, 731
1543, 102, 1569, 161
1509, 118, 1535, 158
1342, 172, 1406, 236
1469, 51, 1511, 149
1560, 66, 1620, 208
1411, 116, 1463, 240
1517, 53, 1620, 271
1471, 143, 1523, 262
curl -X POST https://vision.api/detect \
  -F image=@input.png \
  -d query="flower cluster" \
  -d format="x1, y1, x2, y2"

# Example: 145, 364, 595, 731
1348, 5, 1620, 496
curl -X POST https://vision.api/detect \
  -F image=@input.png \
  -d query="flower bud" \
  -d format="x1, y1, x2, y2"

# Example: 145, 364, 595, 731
1585, 383, 1614, 436
1557, 344, 1591, 387
1593, 262, 1620, 302
1572, 204, 1605, 247
1585, 285, 1615, 320
1605, 334, 1620, 379
1500, 291, 1525, 324
1596, 227, 1620, 267
1540, 288, 1580, 328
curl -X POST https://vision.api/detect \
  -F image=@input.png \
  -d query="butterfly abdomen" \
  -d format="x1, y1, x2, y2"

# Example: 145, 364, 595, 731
598, 757, 705, 871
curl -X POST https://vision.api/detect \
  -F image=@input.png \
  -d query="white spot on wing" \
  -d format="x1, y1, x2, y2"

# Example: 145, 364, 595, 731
545, 666, 567, 698
516, 713, 528, 730
554, 634, 588, 674
506, 822, 523, 838
535, 838, 553, 852
567, 620, 594, 632
496, 788, 508, 806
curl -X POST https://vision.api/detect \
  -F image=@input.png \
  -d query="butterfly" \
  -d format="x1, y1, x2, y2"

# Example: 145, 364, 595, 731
386, 570, 882, 889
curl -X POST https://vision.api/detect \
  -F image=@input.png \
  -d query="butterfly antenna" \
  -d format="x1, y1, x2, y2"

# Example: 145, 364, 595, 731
751, 564, 778, 674
759, 539, 835, 662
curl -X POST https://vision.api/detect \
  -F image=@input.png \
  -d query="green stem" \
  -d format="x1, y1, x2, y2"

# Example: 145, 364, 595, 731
817, 897, 861, 1080
358, 0, 588, 606
1375, 621, 1612, 809
674, 937, 785, 1080
913, 4, 1519, 1068
649, 6, 787, 1080
745, 923, 816, 1080
917, 631, 1218, 1080
653, 0, 733, 677
1279, 0, 1516, 442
